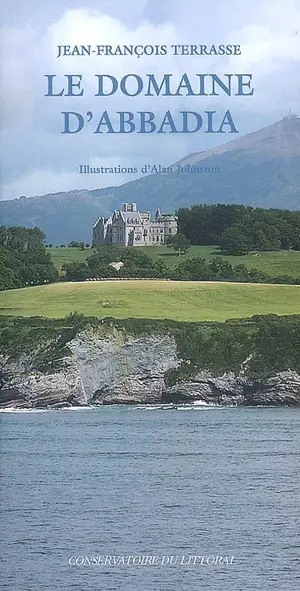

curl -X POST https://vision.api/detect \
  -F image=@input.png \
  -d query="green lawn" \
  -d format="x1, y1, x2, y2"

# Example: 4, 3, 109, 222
143, 246, 300, 278
0, 281, 299, 322
48, 247, 90, 271
49, 246, 300, 279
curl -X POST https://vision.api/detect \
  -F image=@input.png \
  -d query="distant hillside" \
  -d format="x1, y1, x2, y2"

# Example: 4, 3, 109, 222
175, 114, 300, 165
1, 116, 300, 243
0, 189, 119, 245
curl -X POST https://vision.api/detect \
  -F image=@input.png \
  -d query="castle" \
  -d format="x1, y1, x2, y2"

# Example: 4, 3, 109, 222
92, 203, 178, 247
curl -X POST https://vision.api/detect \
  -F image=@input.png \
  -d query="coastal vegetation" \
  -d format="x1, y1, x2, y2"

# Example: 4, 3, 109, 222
0, 313, 299, 381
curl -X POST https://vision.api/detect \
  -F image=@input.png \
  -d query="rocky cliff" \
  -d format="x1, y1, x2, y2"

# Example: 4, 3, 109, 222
1, 315, 300, 409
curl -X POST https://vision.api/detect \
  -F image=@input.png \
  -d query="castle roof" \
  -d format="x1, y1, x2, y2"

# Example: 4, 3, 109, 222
94, 205, 176, 229
114, 210, 143, 224
93, 217, 102, 228
93, 216, 111, 228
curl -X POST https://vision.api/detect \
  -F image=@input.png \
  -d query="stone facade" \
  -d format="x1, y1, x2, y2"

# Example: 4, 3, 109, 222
92, 203, 177, 247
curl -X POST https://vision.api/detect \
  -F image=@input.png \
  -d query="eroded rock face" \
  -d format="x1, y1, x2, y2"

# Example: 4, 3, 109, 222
0, 332, 180, 409
241, 371, 300, 406
67, 331, 179, 403
0, 361, 85, 409
163, 370, 300, 407
0, 330, 300, 409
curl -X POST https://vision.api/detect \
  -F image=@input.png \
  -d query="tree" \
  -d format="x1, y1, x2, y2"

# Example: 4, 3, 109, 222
177, 204, 250, 245
177, 204, 300, 252
209, 257, 239, 281
86, 245, 154, 276
173, 257, 211, 280
251, 222, 281, 252
167, 233, 191, 255
152, 260, 169, 278
0, 226, 58, 291
62, 262, 89, 281
68, 241, 85, 249
219, 224, 252, 255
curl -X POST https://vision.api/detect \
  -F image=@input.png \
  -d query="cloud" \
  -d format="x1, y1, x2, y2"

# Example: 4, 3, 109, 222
0, 26, 37, 127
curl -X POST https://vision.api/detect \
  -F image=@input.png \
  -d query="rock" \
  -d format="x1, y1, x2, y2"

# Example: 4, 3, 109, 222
92, 376, 165, 405
1, 331, 300, 409
242, 371, 300, 406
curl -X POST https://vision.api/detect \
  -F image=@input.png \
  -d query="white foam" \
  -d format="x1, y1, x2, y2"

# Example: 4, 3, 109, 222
0, 406, 93, 413
58, 406, 94, 411
0, 403, 237, 413
0, 408, 48, 413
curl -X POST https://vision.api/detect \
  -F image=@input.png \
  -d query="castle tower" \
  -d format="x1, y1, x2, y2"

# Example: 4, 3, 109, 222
123, 203, 137, 212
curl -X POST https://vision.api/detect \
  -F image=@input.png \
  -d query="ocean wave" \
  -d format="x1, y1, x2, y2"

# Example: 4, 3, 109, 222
0, 406, 94, 413
0, 408, 49, 413
0, 403, 238, 413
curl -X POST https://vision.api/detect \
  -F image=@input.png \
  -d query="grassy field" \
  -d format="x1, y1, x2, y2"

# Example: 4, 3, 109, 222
0, 280, 299, 322
48, 247, 89, 271
144, 246, 300, 278
48, 246, 300, 278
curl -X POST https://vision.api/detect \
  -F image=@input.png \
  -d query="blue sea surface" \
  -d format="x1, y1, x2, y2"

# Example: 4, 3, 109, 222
1, 405, 300, 590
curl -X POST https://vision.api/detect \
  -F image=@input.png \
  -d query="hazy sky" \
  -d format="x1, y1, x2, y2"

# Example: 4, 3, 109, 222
1, 0, 299, 199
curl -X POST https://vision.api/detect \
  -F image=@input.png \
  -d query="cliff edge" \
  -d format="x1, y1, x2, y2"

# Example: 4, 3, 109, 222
0, 315, 300, 409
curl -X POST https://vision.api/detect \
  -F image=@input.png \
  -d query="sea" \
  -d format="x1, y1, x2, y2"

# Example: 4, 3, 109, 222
1, 404, 299, 591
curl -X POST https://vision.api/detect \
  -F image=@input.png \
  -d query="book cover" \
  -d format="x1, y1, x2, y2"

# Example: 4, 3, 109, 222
1, 1, 299, 590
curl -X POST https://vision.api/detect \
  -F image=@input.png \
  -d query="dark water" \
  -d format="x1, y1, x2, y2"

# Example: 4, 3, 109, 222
1, 406, 300, 591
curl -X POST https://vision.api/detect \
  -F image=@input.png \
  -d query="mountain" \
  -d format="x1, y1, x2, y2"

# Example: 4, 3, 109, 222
175, 114, 300, 164
1, 116, 300, 244
0, 189, 120, 246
